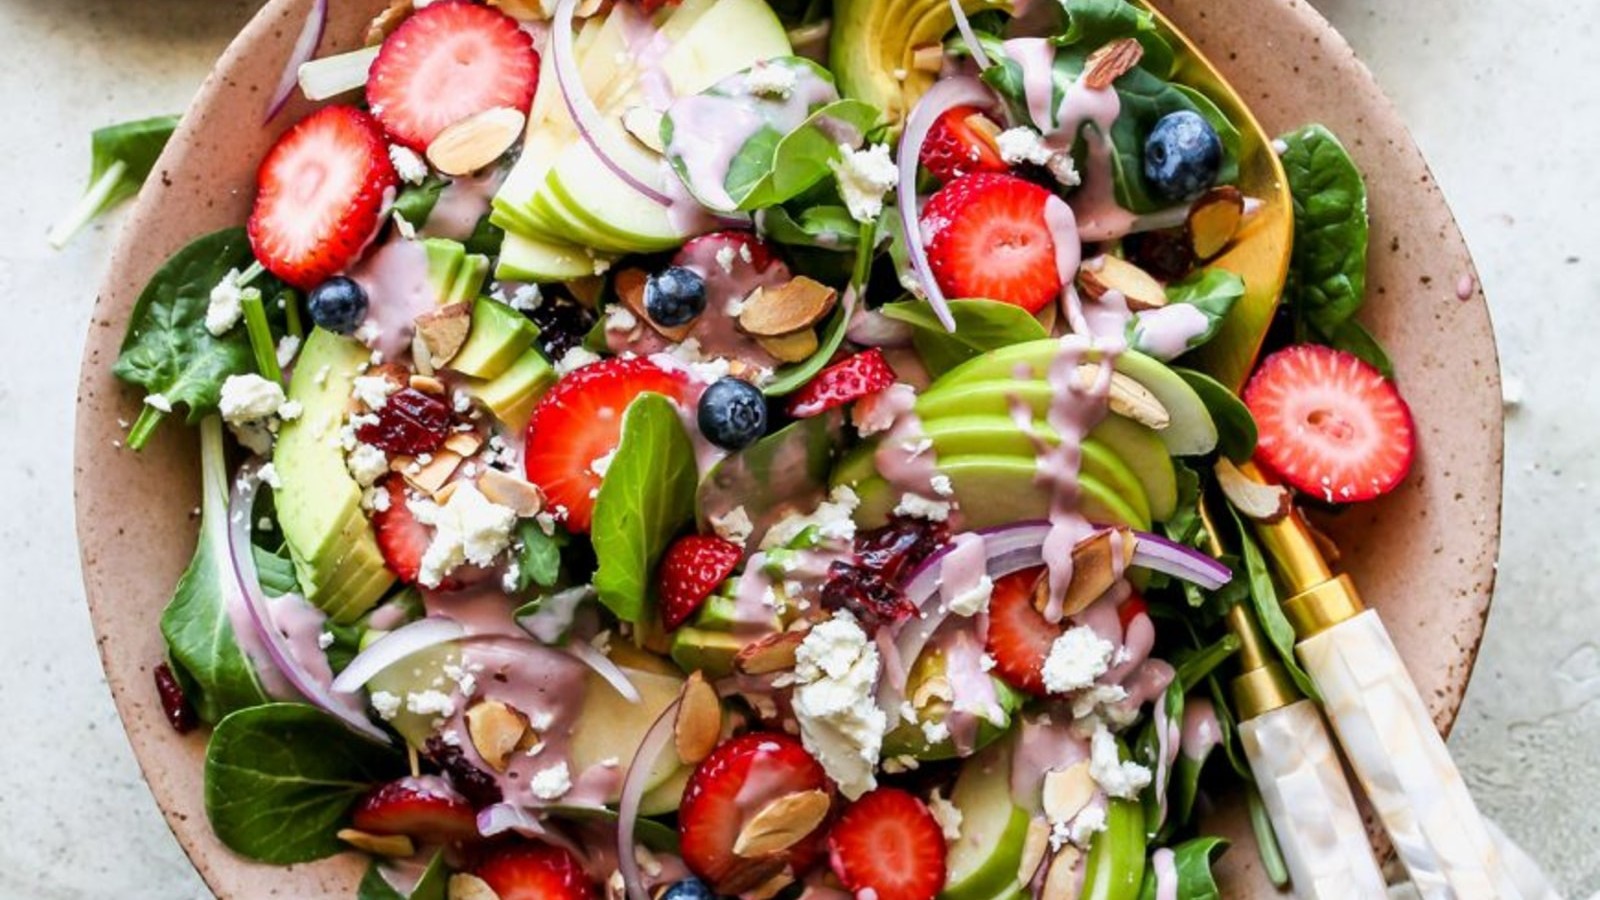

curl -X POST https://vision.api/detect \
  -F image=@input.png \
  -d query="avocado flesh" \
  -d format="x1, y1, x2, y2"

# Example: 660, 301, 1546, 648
465, 346, 557, 433
829, 0, 1010, 126
448, 299, 539, 380
274, 329, 394, 621
942, 744, 1031, 900
670, 627, 745, 679
852, 457, 1149, 532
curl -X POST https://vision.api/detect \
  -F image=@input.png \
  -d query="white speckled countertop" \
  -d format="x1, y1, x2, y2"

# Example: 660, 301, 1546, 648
2, 0, 1595, 896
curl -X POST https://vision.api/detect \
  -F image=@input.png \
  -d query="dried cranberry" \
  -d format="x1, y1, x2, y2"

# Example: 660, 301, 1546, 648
855, 516, 951, 583
527, 296, 596, 362
153, 662, 198, 734
357, 388, 452, 455
424, 735, 503, 809
821, 561, 917, 626
1122, 227, 1197, 281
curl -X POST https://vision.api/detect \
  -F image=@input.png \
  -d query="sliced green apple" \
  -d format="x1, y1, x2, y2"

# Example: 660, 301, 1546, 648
942, 743, 1030, 900
851, 458, 1150, 531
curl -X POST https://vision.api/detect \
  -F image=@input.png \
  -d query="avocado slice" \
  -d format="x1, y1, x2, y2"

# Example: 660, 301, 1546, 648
448, 299, 540, 380
830, 0, 1010, 126
274, 329, 394, 621
669, 627, 745, 679
942, 743, 1031, 900
851, 457, 1150, 532
464, 346, 557, 433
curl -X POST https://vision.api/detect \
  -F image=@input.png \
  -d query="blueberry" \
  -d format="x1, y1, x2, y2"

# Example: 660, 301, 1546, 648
1143, 110, 1223, 203
697, 377, 767, 450
659, 879, 717, 900
645, 266, 707, 327
307, 276, 369, 334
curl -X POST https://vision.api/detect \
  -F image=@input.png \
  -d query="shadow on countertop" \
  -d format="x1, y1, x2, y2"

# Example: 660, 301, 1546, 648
6, 0, 263, 45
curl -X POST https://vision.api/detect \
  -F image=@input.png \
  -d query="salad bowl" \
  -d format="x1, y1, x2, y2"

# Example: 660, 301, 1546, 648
73, 0, 1502, 896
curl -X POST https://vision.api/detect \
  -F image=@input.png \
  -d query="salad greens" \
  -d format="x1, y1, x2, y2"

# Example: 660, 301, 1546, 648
512, 520, 570, 593
881, 298, 1050, 375
357, 853, 448, 900
1137, 837, 1229, 900
1151, 269, 1244, 352
1229, 507, 1318, 701
50, 114, 179, 248
1173, 368, 1256, 462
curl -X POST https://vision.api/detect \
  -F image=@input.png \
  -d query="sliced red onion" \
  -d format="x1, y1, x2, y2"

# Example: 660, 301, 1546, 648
226, 465, 389, 742
1130, 531, 1232, 591
265, 0, 328, 122
947, 0, 993, 70
567, 639, 641, 704
297, 46, 380, 102
897, 77, 996, 332
330, 617, 466, 694
552, 0, 672, 206
618, 696, 681, 900
846, 307, 916, 348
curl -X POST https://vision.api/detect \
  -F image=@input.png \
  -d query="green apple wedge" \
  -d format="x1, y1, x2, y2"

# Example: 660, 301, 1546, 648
941, 742, 1031, 900
850, 458, 1151, 532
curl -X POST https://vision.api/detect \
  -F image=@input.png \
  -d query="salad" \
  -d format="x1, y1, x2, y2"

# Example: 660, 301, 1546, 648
108, 0, 1418, 897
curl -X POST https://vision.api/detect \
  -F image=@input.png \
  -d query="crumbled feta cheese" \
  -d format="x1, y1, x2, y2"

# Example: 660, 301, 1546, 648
351, 375, 397, 410
1042, 626, 1114, 694
219, 374, 286, 424
412, 482, 519, 588
1071, 683, 1132, 728
507, 283, 543, 312
278, 400, 302, 422
1089, 721, 1152, 799
762, 485, 860, 549
276, 334, 302, 368
388, 144, 429, 184
1065, 803, 1108, 848
405, 690, 456, 718
830, 143, 898, 224
947, 575, 994, 617
850, 383, 915, 437
527, 709, 555, 732
529, 762, 572, 800
256, 462, 282, 490
355, 320, 382, 347
745, 61, 799, 97
555, 346, 601, 376
258, 517, 275, 531
144, 393, 173, 413
928, 789, 963, 842
205, 269, 246, 336
501, 560, 522, 593
605, 304, 639, 333
654, 338, 732, 385
710, 506, 755, 547
347, 443, 390, 487
792, 611, 886, 800
929, 474, 954, 497
715, 245, 737, 274
317, 631, 336, 650
369, 691, 402, 720
589, 448, 617, 479
894, 492, 952, 522
996, 127, 1055, 166
920, 718, 951, 744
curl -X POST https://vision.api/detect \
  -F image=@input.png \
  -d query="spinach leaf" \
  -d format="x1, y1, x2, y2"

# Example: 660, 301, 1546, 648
113, 228, 287, 449
545, 804, 682, 854
1280, 124, 1368, 340
760, 204, 862, 250
881, 299, 1050, 375
1135, 679, 1183, 838
1132, 268, 1244, 359
1173, 368, 1256, 462
205, 703, 401, 863
358, 852, 448, 900
253, 545, 300, 597
49, 114, 179, 248
161, 418, 274, 724
1328, 317, 1395, 380
513, 520, 569, 592
1229, 507, 1318, 700
392, 176, 450, 230
698, 415, 841, 548
1137, 837, 1229, 900
1054, 0, 1177, 77
592, 394, 699, 622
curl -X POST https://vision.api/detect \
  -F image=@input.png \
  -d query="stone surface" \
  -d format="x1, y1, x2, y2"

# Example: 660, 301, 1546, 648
0, 0, 1594, 898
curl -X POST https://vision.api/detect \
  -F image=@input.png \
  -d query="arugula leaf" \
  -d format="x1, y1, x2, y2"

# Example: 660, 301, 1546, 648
205, 703, 401, 863
113, 228, 288, 449
881, 299, 1050, 375
358, 852, 448, 900
513, 520, 569, 592
161, 418, 274, 724
1137, 837, 1229, 900
1229, 507, 1318, 700
1132, 268, 1244, 358
1280, 124, 1368, 340
49, 114, 179, 248
592, 394, 699, 622
1173, 368, 1256, 462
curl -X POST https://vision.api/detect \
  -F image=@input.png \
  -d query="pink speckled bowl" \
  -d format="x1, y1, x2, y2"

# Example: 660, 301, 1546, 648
74, 0, 1501, 895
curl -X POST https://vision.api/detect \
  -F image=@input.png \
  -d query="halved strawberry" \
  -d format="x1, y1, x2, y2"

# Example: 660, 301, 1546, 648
523, 358, 691, 533
366, 1, 540, 150
658, 535, 742, 630
474, 842, 594, 900
248, 105, 397, 289
827, 788, 947, 900
984, 566, 1056, 696
920, 105, 1008, 183
370, 476, 458, 588
674, 230, 778, 273
1243, 344, 1415, 503
1117, 591, 1149, 633
786, 349, 896, 419
351, 776, 479, 844
922, 173, 1063, 314
680, 733, 833, 891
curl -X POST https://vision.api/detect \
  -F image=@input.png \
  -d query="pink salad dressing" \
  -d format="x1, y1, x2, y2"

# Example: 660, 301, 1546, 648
420, 167, 507, 242
1180, 697, 1221, 761
351, 237, 439, 362
1152, 847, 1180, 900
1134, 302, 1212, 359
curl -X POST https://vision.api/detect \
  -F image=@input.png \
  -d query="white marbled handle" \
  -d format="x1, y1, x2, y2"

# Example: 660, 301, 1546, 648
1298, 610, 1523, 900
1241, 699, 1388, 900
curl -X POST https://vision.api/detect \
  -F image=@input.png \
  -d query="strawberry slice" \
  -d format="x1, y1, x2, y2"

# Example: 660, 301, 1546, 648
827, 788, 947, 900
920, 105, 1008, 183
248, 105, 397, 289
366, 1, 540, 150
680, 733, 833, 892
1243, 344, 1416, 503
523, 358, 691, 533
658, 535, 743, 630
474, 842, 594, 900
983, 566, 1056, 696
922, 172, 1063, 314
1117, 591, 1150, 633
370, 476, 458, 588
786, 349, 897, 419
674, 230, 778, 273
351, 776, 479, 844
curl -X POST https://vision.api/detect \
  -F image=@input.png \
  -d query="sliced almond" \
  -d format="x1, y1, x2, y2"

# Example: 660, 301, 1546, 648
756, 329, 819, 364
717, 857, 789, 895
1042, 761, 1096, 824
746, 872, 797, 900
734, 789, 831, 857
737, 277, 838, 337
466, 700, 531, 772
605, 872, 626, 900
734, 630, 805, 676
337, 828, 414, 858
410, 374, 447, 396
622, 106, 666, 154
911, 674, 954, 710
444, 431, 484, 457
675, 671, 723, 765
448, 873, 503, 900
411, 330, 437, 377
1018, 816, 1052, 885
615, 268, 692, 342
1041, 846, 1085, 900
1072, 365, 1171, 430
1215, 457, 1291, 523
416, 303, 472, 367
1083, 38, 1145, 90
964, 112, 1003, 149
487, 0, 548, 20
911, 44, 946, 73
1186, 186, 1246, 261
1077, 255, 1167, 311
433, 480, 462, 506
576, 0, 606, 15
1034, 527, 1137, 618
427, 107, 527, 177
365, 0, 413, 46
391, 449, 464, 495
478, 467, 545, 516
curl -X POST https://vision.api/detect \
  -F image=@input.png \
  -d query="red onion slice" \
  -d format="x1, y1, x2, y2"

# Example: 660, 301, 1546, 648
331, 617, 466, 694
947, 0, 993, 70
618, 696, 681, 900
845, 307, 916, 348
265, 0, 328, 122
567, 638, 642, 704
896, 77, 997, 332
226, 463, 389, 742
1129, 531, 1232, 590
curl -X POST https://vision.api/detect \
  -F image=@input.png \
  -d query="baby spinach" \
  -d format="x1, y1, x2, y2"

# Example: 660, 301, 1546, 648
358, 852, 448, 900
513, 519, 569, 592
205, 702, 402, 864
760, 204, 862, 250
1173, 367, 1256, 462
1229, 507, 1318, 701
161, 418, 274, 724
1154, 268, 1244, 349
592, 393, 699, 623
1137, 837, 1229, 900
881, 299, 1049, 375
392, 176, 450, 230
698, 415, 841, 548
113, 227, 288, 449
49, 114, 179, 248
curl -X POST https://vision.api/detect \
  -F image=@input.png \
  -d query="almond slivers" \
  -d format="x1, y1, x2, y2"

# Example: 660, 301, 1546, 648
733, 789, 831, 857
427, 107, 526, 177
